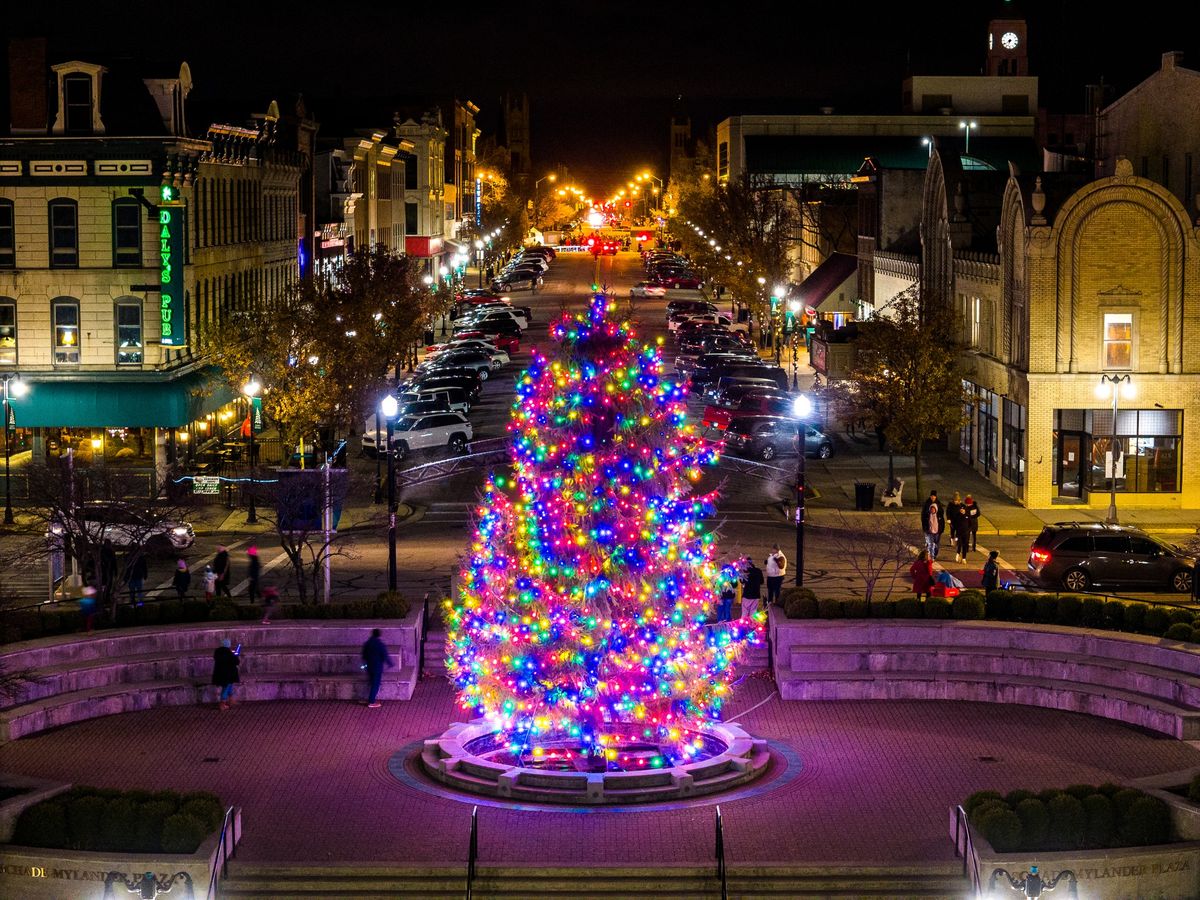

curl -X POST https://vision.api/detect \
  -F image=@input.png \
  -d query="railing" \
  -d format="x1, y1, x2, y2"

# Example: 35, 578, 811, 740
205, 805, 237, 900
715, 805, 728, 900
465, 805, 479, 900
952, 804, 982, 897
417, 592, 430, 680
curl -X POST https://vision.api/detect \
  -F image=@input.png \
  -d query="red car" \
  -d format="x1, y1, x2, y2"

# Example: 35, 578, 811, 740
454, 329, 519, 354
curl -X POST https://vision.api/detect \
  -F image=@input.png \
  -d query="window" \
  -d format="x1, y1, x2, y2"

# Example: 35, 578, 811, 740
718, 142, 729, 178
922, 94, 953, 113
1103, 313, 1132, 369
48, 199, 78, 268
0, 200, 13, 267
112, 199, 142, 267
1002, 399, 1026, 486
115, 301, 142, 365
1059, 536, 1092, 553
63, 74, 93, 133
960, 380, 975, 464
1093, 535, 1131, 554
52, 299, 80, 364
1001, 94, 1029, 115
977, 388, 998, 473
0, 301, 15, 365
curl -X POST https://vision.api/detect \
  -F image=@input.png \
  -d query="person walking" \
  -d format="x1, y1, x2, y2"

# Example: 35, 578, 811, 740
99, 539, 119, 610
212, 546, 232, 599
946, 492, 965, 560
260, 585, 279, 624
963, 495, 981, 552
361, 628, 395, 708
246, 546, 261, 604
202, 566, 217, 604
765, 545, 787, 605
211, 638, 240, 711
125, 552, 148, 606
982, 550, 1001, 594
920, 491, 945, 560
172, 559, 191, 600
910, 549, 935, 601
741, 558, 764, 620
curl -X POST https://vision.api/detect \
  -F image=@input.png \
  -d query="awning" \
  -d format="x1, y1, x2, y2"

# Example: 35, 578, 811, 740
442, 239, 467, 255
796, 252, 859, 313
11, 368, 237, 428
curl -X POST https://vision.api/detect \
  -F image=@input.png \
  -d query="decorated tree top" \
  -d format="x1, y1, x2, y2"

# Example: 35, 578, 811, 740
446, 293, 758, 766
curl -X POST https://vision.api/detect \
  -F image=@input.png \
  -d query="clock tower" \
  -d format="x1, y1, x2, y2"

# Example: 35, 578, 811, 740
987, 14, 1028, 76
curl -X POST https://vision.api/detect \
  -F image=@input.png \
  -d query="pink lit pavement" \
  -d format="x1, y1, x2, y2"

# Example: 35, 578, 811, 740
2, 677, 1199, 868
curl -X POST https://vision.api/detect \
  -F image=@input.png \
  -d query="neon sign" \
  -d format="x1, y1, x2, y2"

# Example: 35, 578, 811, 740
158, 184, 185, 347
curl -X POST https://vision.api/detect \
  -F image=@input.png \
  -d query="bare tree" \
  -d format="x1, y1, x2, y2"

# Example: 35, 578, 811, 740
815, 513, 921, 603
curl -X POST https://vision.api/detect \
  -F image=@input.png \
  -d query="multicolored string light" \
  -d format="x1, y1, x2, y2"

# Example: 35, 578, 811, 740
445, 293, 761, 764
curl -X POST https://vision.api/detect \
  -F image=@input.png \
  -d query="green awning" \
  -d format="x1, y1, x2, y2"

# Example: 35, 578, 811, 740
10, 369, 236, 428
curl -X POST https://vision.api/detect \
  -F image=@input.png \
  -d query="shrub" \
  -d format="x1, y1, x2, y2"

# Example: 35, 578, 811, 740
1011, 593, 1036, 623
135, 603, 161, 626
779, 587, 817, 608
843, 599, 868, 619
985, 589, 1014, 620
1015, 798, 1049, 851
66, 795, 107, 850
158, 601, 184, 625
1165, 623, 1194, 641
1188, 773, 1200, 804
1103, 600, 1126, 630
895, 596, 923, 619
98, 798, 140, 852
375, 591, 411, 618
1144, 607, 1172, 636
12, 801, 67, 848
1047, 793, 1086, 851
964, 790, 1004, 817
1038, 788, 1063, 804
1064, 784, 1094, 800
969, 798, 1010, 829
1112, 788, 1142, 818
1080, 597, 1104, 627
1034, 594, 1058, 624
1124, 603, 1149, 632
1120, 795, 1172, 846
1055, 595, 1082, 626
925, 597, 952, 619
160, 813, 208, 854
817, 598, 843, 619
151, 789, 182, 807
868, 600, 895, 618
181, 600, 210, 621
1169, 608, 1195, 626
1083, 793, 1116, 848
179, 794, 223, 833
1097, 782, 1123, 798
134, 800, 176, 852
977, 806, 1023, 853
1004, 789, 1035, 807
345, 600, 375, 619
210, 604, 238, 623
785, 596, 818, 619
953, 591, 986, 620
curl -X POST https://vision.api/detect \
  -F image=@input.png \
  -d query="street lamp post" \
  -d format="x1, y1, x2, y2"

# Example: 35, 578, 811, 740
1096, 374, 1134, 524
241, 377, 261, 524
793, 394, 813, 588
959, 120, 978, 155
381, 393, 399, 591
534, 173, 557, 229
773, 285, 787, 366
2, 374, 28, 526
787, 300, 801, 390
474, 239, 485, 287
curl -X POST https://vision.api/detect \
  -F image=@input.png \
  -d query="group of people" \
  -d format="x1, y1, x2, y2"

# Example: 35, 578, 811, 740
919, 490, 982, 562
210, 627, 394, 711
172, 545, 262, 604
714, 544, 789, 622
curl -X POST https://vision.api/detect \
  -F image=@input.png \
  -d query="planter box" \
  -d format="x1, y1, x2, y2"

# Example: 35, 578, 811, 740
0, 807, 241, 899
949, 804, 1199, 899
0, 775, 71, 843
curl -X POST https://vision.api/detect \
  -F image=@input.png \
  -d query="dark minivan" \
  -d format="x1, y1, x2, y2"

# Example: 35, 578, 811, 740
1027, 522, 1195, 593
693, 363, 787, 394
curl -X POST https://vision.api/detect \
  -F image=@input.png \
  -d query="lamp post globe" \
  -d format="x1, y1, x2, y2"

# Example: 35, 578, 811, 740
241, 377, 261, 524
792, 393, 812, 587
3, 374, 27, 525
381, 393, 400, 590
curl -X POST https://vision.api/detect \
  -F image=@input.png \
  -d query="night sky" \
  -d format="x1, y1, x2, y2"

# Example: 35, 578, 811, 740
4, 1, 1197, 194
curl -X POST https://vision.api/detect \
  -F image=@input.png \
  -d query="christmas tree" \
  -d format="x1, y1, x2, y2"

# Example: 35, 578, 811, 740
446, 293, 760, 769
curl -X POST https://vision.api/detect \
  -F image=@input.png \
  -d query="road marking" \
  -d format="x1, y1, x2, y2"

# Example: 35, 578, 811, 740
231, 549, 291, 596
148, 537, 251, 597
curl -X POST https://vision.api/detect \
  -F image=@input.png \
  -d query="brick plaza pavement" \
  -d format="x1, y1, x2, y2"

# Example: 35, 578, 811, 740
2, 678, 1198, 868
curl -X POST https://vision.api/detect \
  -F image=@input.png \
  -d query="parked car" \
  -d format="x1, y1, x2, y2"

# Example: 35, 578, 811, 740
395, 386, 471, 414
492, 272, 542, 292
1027, 523, 1195, 593
722, 417, 834, 462
631, 282, 668, 299
418, 350, 497, 379
669, 312, 732, 332
666, 299, 716, 319
363, 396, 461, 455
453, 327, 519, 354
386, 412, 474, 459
404, 374, 482, 404
454, 309, 529, 332
48, 501, 195, 552
426, 340, 510, 366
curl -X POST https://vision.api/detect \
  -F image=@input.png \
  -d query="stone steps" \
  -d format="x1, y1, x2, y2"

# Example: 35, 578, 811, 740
219, 862, 970, 898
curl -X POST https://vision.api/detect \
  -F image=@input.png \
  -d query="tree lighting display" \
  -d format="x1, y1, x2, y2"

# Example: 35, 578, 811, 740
446, 292, 761, 770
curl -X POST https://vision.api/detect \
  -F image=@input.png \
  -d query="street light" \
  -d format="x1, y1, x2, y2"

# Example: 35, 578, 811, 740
921, 136, 934, 158
793, 394, 813, 588
534, 173, 557, 228
474, 239, 485, 288
1096, 374, 1135, 524
241, 377, 261, 524
787, 299, 802, 390
959, 120, 978, 155
2, 374, 27, 526
381, 392, 399, 591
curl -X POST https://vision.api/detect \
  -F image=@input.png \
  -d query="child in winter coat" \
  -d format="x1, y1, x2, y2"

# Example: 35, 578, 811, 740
909, 550, 934, 601
172, 560, 191, 599
202, 565, 217, 604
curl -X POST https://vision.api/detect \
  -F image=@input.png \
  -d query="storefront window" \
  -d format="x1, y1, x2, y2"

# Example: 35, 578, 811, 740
1089, 408, 1181, 493
960, 379, 975, 464
978, 387, 998, 473
1002, 399, 1026, 486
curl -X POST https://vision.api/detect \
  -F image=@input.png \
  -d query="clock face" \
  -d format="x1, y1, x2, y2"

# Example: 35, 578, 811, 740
1001, 31, 1019, 50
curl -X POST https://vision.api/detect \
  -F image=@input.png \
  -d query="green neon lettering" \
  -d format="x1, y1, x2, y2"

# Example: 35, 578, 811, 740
159, 210, 170, 224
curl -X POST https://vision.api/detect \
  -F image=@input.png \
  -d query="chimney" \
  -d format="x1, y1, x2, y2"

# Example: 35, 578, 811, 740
8, 37, 48, 134
1163, 51, 1185, 71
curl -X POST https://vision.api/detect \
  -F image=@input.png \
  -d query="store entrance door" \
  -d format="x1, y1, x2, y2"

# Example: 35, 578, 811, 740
1058, 431, 1087, 499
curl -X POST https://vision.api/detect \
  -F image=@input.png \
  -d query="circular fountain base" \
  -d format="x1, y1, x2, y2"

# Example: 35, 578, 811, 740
420, 720, 770, 805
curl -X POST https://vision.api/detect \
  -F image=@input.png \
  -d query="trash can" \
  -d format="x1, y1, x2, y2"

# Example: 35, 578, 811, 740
854, 481, 875, 510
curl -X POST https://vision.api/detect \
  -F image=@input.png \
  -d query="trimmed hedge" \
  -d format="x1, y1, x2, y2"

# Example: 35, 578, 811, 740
13, 787, 224, 853
1, 593, 419, 645
963, 785, 1172, 852
780, 586, 1200, 644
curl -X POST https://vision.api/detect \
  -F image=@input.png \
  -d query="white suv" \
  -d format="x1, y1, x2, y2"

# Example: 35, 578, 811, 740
388, 412, 473, 459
